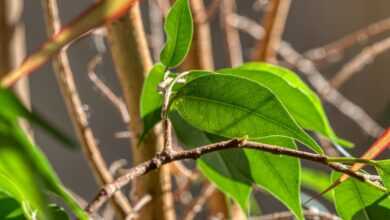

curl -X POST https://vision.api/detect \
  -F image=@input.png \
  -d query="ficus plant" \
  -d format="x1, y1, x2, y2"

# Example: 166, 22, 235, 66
0, 0, 389, 219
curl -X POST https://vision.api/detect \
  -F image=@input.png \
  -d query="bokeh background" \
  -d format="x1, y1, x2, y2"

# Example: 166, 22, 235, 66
20, 0, 390, 215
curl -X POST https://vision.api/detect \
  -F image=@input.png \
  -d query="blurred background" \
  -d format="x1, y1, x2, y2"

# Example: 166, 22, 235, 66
18, 0, 390, 216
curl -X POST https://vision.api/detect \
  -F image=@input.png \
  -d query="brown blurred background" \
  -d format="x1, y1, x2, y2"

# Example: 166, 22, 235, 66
20, 0, 390, 215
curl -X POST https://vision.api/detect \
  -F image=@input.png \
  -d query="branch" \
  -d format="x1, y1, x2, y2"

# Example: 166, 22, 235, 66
330, 36, 390, 88
305, 16, 390, 65
183, 183, 216, 220
41, 0, 132, 217
220, 0, 243, 66
85, 139, 385, 215
251, 0, 291, 62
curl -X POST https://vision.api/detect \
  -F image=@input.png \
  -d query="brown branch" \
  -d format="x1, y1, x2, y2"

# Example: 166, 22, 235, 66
220, 0, 243, 66
251, 0, 291, 62
126, 195, 152, 220
106, 3, 175, 219
183, 183, 216, 220
305, 17, 390, 65
85, 139, 384, 215
40, 0, 132, 218
87, 55, 130, 123
330, 36, 390, 88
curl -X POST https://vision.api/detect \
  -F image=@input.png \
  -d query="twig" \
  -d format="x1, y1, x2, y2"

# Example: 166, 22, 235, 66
330, 36, 390, 88
259, 209, 340, 220
87, 55, 130, 123
183, 183, 216, 220
305, 17, 390, 65
220, 0, 243, 66
85, 139, 385, 214
41, 0, 132, 217
226, 14, 384, 137
251, 0, 291, 62
126, 195, 152, 220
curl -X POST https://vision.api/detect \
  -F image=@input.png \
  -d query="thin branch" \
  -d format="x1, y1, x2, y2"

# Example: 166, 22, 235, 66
126, 195, 152, 220
85, 139, 385, 214
305, 16, 390, 65
87, 55, 130, 123
183, 183, 216, 220
226, 14, 384, 137
251, 0, 291, 62
220, 0, 243, 66
330, 36, 390, 88
41, 0, 132, 217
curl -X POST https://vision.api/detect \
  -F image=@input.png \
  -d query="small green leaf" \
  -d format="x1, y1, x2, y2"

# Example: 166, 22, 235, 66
160, 0, 193, 67
332, 172, 390, 220
218, 62, 352, 148
301, 168, 332, 201
140, 63, 166, 141
0, 193, 28, 220
171, 74, 322, 153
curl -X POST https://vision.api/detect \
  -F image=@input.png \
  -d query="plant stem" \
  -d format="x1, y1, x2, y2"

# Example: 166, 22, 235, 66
327, 157, 378, 166
85, 139, 386, 215
107, 3, 175, 220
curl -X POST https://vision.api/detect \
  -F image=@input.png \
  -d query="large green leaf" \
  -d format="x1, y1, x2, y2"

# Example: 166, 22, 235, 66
140, 63, 166, 141
171, 74, 322, 153
332, 172, 390, 220
170, 112, 303, 219
160, 0, 193, 67
218, 62, 352, 147
0, 89, 87, 219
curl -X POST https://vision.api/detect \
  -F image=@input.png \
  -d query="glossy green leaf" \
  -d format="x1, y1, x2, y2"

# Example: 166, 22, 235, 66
218, 62, 352, 147
170, 112, 303, 219
0, 193, 28, 220
140, 63, 166, 141
301, 168, 332, 201
332, 172, 390, 220
160, 0, 193, 67
171, 74, 322, 153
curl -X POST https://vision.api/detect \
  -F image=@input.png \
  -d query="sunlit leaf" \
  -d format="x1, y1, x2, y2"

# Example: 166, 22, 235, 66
171, 74, 322, 153
160, 0, 193, 67
218, 62, 352, 147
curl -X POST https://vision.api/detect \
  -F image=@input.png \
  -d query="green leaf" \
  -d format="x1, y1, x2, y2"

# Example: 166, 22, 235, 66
376, 160, 390, 189
246, 137, 303, 220
160, 0, 193, 67
0, 88, 77, 150
218, 62, 352, 147
171, 74, 322, 153
140, 63, 166, 141
301, 168, 332, 201
170, 112, 303, 219
332, 172, 390, 220
0, 193, 28, 220
0, 89, 88, 219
